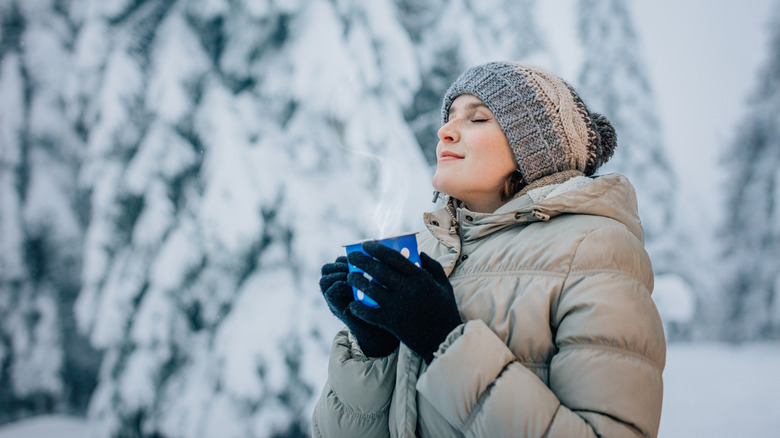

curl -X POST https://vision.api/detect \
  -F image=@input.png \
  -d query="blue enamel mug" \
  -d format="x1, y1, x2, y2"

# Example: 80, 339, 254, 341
344, 232, 420, 307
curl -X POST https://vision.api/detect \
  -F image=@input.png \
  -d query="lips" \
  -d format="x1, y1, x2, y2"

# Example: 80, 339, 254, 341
438, 151, 465, 162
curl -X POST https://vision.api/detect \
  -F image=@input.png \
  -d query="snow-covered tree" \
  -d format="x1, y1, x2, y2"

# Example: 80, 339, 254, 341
720, 1, 780, 341
0, 0, 98, 423
68, 0, 434, 436
576, 0, 694, 339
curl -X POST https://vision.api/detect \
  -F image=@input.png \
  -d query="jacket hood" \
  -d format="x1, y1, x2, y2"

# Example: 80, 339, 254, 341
423, 173, 644, 245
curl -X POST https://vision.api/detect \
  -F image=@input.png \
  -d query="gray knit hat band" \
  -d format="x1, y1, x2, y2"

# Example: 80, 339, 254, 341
441, 62, 616, 186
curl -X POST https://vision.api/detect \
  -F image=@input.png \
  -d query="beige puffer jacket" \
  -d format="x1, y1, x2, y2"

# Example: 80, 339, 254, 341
312, 174, 666, 438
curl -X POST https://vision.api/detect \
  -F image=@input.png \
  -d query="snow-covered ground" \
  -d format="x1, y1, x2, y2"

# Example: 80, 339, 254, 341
659, 342, 780, 437
2, 342, 778, 438
0, 415, 88, 438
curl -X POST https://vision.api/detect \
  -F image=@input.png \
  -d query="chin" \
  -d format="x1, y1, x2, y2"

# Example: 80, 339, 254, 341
432, 181, 453, 199
435, 187, 463, 201
432, 172, 455, 195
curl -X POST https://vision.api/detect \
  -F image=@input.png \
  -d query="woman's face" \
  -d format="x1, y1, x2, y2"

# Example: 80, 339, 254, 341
432, 94, 517, 213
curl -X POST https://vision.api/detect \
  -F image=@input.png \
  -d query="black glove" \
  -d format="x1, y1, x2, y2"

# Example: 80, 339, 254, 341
320, 255, 400, 357
346, 241, 462, 364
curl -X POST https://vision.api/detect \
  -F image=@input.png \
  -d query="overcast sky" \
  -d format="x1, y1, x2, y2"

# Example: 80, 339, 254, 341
634, 0, 776, 227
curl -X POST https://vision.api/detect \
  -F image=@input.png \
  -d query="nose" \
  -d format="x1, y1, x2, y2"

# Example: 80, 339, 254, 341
437, 118, 459, 143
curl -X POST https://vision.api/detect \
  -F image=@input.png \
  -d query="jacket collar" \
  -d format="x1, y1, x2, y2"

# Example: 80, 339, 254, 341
424, 173, 644, 247
456, 195, 540, 242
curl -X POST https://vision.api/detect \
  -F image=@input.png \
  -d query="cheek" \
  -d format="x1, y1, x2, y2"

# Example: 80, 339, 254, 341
488, 136, 516, 173
500, 149, 517, 173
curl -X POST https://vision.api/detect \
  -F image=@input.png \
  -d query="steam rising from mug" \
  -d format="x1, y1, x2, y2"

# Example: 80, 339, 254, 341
373, 154, 406, 238
347, 147, 408, 238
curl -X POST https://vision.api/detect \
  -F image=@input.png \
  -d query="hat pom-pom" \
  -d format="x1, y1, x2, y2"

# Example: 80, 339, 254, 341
591, 112, 617, 165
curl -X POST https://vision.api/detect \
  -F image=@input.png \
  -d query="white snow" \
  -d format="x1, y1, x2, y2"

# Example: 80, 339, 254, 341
119, 346, 170, 411
653, 274, 696, 324
196, 87, 266, 255
147, 13, 210, 124
0, 53, 25, 279
0, 416, 90, 438
214, 270, 297, 400
535, 0, 582, 79
86, 48, 144, 160
89, 248, 149, 347
659, 342, 780, 437
23, 149, 82, 240
363, 0, 420, 106
184, 0, 229, 20
68, 20, 111, 113
7, 290, 64, 396
288, 0, 361, 116
95, 0, 135, 19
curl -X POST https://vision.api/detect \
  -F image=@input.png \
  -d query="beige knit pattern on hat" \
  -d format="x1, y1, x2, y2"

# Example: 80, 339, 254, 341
519, 65, 592, 173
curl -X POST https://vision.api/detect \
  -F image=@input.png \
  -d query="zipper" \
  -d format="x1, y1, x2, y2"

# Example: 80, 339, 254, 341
446, 198, 459, 235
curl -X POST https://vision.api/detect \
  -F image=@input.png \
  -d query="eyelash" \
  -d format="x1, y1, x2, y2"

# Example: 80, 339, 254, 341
472, 118, 489, 123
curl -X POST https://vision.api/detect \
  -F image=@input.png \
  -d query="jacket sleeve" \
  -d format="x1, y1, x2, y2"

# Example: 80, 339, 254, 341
415, 225, 666, 438
311, 328, 398, 438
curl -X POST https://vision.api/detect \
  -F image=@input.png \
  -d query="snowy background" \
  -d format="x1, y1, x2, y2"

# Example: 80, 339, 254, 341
1, 0, 779, 437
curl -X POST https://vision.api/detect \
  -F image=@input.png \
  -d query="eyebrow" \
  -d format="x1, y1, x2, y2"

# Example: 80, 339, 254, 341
448, 102, 490, 117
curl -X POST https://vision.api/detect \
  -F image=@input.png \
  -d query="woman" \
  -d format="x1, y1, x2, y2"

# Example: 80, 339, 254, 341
312, 62, 666, 437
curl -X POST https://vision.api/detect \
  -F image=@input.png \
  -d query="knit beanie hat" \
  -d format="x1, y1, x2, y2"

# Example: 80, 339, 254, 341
441, 62, 617, 186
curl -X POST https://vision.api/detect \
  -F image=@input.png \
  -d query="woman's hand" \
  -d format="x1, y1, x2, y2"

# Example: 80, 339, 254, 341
320, 256, 400, 358
346, 241, 462, 364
